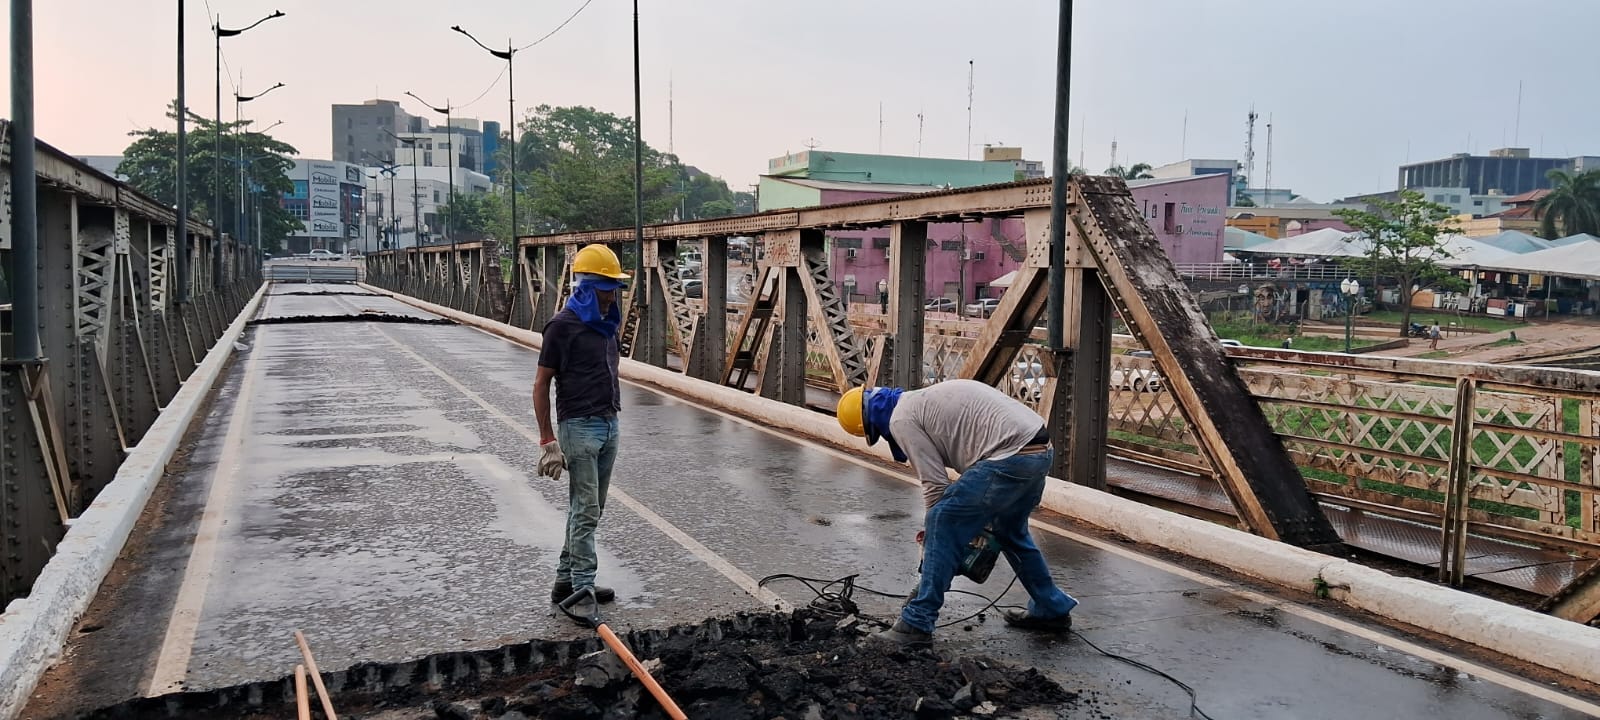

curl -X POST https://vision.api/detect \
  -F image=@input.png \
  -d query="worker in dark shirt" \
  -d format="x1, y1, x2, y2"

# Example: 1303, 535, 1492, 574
534, 244, 629, 613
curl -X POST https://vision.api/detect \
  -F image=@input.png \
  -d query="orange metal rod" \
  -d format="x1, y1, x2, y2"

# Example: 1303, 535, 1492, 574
596, 623, 688, 720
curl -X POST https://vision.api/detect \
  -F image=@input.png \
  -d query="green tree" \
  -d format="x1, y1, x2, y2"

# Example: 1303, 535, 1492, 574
697, 199, 736, 218
439, 191, 501, 239
119, 102, 299, 253
1333, 190, 1459, 336
1104, 162, 1154, 180
732, 191, 757, 215
1533, 168, 1600, 238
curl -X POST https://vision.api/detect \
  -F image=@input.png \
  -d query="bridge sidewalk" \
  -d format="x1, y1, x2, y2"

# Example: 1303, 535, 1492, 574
23, 290, 1600, 719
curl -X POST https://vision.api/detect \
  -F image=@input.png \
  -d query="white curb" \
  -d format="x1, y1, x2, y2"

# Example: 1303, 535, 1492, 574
369, 286, 1600, 687
0, 286, 267, 719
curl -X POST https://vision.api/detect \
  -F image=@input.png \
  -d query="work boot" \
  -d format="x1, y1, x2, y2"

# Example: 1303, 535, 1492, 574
1002, 609, 1072, 633
551, 582, 616, 604
559, 590, 598, 627
866, 620, 933, 649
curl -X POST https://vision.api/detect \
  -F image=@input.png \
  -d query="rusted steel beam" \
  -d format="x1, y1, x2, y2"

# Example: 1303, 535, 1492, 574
17, 132, 212, 237
517, 179, 1053, 248
1238, 347, 1600, 397
1537, 559, 1600, 624
411, 240, 488, 254
1069, 175, 1339, 547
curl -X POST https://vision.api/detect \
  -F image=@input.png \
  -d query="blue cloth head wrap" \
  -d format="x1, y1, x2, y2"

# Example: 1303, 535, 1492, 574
863, 387, 907, 463
565, 273, 623, 338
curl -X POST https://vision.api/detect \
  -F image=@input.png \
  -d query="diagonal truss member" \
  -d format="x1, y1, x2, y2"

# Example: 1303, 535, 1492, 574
964, 176, 1339, 547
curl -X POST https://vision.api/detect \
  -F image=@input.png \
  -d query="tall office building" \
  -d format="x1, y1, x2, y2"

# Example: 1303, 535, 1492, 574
331, 99, 423, 166
1399, 148, 1600, 197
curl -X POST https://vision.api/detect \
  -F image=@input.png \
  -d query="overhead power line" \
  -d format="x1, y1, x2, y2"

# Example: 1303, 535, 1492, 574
518, 0, 596, 51
456, 63, 508, 111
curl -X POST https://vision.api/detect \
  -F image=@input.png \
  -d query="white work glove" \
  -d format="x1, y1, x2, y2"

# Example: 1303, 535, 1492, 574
539, 441, 566, 481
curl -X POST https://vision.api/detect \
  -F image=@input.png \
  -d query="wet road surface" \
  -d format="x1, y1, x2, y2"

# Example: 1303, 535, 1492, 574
23, 286, 1600, 719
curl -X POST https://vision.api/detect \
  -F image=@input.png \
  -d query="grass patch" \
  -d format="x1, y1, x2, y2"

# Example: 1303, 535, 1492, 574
1210, 319, 1380, 352
1485, 337, 1523, 348
1416, 350, 1450, 359
1363, 309, 1527, 332
1108, 429, 1197, 455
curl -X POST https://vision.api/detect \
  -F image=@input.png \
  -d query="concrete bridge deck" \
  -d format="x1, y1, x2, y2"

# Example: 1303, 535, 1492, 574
22, 287, 1600, 719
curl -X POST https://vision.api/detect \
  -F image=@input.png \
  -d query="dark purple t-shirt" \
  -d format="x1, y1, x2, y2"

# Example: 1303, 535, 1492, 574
539, 308, 621, 422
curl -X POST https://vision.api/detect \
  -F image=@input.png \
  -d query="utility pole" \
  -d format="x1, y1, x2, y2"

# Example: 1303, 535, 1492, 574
11, 0, 39, 359
1046, 0, 1071, 352
632, 0, 644, 277
966, 59, 974, 160
1244, 106, 1258, 205
175, 0, 189, 303
1264, 114, 1274, 204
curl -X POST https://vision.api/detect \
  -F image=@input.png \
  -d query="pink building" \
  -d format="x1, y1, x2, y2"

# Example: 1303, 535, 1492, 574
766, 173, 1230, 304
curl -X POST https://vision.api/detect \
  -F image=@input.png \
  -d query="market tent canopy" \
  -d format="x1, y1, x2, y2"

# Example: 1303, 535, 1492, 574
1472, 230, 1552, 254
989, 269, 1019, 288
1436, 236, 1518, 268
1460, 238, 1600, 281
1237, 227, 1364, 257
1554, 233, 1600, 247
1224, 226, 1275, 250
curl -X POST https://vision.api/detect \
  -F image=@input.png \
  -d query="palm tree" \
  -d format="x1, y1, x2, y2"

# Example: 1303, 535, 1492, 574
1104, 162, 1154, 180
1533, 168, 1600, 238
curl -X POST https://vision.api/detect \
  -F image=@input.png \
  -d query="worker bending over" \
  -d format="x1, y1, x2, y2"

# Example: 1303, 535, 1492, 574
838, 379, 1078, 646
534, 244, 630, 613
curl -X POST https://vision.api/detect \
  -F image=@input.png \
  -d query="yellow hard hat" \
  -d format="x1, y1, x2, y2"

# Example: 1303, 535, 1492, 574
572, 244, 631, 280
837, 386, 867, 437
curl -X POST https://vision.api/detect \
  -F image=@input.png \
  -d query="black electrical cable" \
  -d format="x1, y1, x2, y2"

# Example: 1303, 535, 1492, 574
759, 572, 1216, 719
1071, 629, 1217, 720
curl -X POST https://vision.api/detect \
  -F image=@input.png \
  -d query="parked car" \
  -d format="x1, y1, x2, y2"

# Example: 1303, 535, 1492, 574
925, 297, 958, 313
964, 297, 1001, 317
1112, 351, 1162, 392
308, 249, 339, 261
683, 279, 703, 299
1010, 359, 1047, 402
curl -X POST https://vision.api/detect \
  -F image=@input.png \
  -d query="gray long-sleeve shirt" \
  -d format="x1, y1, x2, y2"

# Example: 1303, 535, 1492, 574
887, 379, 1046, 508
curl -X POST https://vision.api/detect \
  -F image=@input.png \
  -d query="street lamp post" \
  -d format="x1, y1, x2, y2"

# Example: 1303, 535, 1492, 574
214, 9, 284, 288
387, 130, 423, 248
452, 25, 519, 302
406, 91, 457, 292
370, 163, 401, 249
365, 173, 380, 254
233, 112, 281, 267
1341, 278, 1361, 353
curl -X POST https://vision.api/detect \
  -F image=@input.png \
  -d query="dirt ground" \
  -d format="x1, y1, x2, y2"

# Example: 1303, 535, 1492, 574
1321, 314, 1600, 364
74, 611, 1097, 720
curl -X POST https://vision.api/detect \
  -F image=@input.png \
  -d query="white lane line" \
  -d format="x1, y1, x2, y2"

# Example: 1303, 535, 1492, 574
440, 313, 1600, 714
371, 327, 793, 613
146, 331, 269, 695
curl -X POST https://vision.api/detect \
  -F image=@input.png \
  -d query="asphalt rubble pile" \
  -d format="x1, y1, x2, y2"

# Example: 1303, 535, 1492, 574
382, 612, 1089, 720
79, 610, 1098, 720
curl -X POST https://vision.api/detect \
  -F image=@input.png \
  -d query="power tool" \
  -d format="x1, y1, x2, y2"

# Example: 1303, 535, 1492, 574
919, 527, 1002, 583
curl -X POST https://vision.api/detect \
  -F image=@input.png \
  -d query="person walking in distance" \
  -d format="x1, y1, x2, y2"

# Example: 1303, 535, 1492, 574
534, 244, 629, 613
1428, 320, 1442, 350
836, 380, 1078, 646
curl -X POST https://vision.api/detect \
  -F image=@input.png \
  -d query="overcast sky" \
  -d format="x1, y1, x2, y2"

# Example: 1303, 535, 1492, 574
5, 1, 1598, 201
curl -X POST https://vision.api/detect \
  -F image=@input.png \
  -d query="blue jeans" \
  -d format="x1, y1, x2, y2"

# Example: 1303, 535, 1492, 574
555, 415, 620, 589
902, 448, 1078, 633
